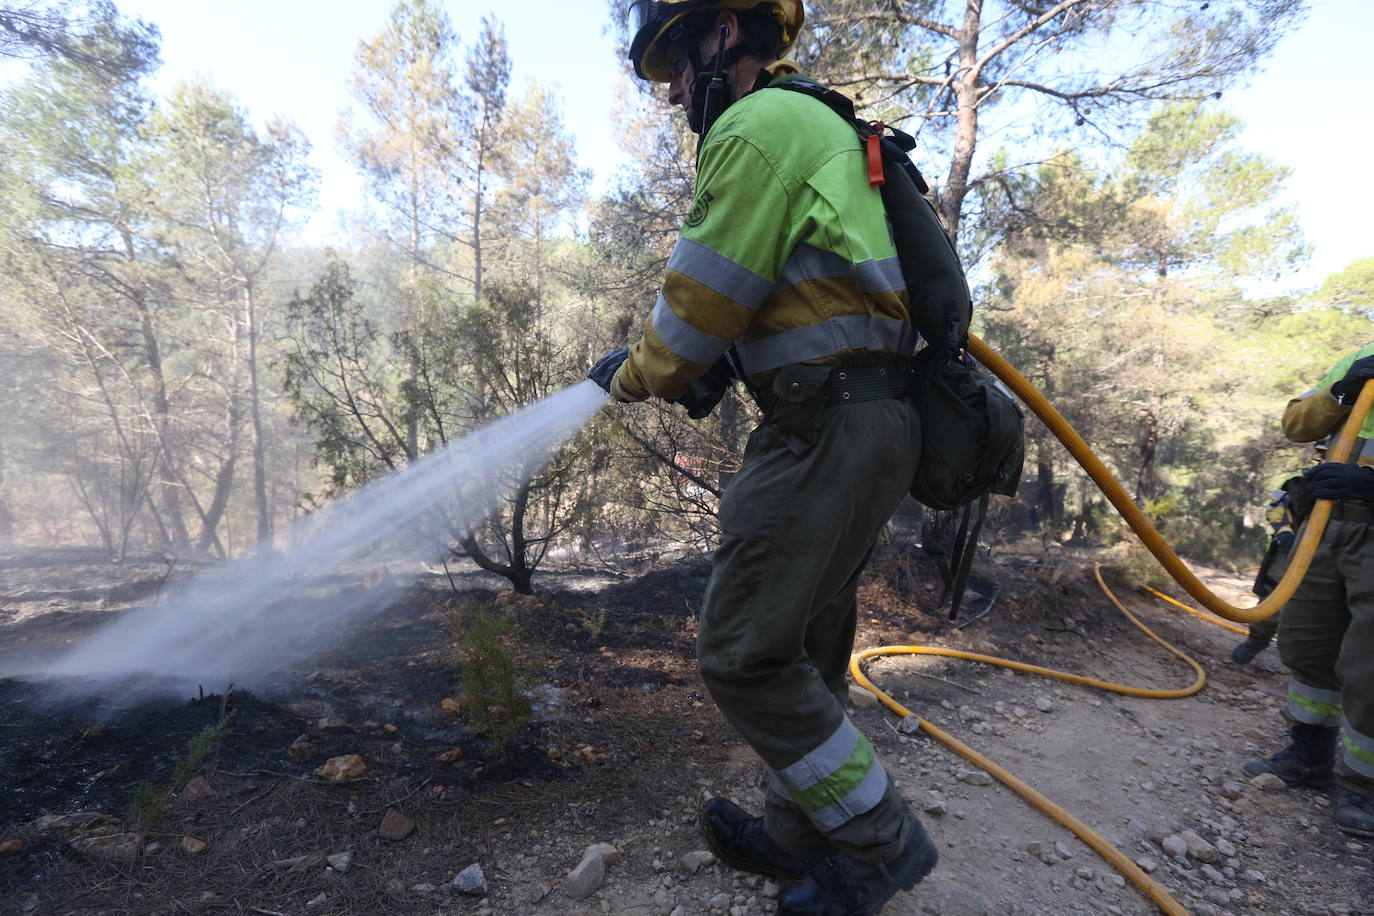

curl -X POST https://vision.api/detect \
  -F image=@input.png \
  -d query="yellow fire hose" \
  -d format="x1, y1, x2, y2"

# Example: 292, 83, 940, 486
852, 568, 1203, 915
967, 333, 1374, 623
849, 336, 1374, 914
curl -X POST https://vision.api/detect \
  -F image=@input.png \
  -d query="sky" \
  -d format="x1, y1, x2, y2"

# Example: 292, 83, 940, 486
92, 0, 1374, 292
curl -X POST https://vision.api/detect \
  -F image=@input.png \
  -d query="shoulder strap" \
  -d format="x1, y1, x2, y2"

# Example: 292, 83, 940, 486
768, 77, 856, 117
948, 493, 989, 620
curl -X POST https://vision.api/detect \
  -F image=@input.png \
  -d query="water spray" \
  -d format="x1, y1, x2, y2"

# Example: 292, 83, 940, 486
31, 381, 609, 694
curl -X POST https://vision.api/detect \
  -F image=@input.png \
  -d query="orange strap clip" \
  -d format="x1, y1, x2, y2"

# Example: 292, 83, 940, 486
866, 121, 885, 186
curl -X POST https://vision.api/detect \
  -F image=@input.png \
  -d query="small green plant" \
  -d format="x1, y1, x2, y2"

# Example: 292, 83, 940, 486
1111, 540, 1170, 592
171, 714, 235, 791
578, 607, 607, 639
446, 596, 533, 746
127, 712, 234, 830
130, 783, 169, 830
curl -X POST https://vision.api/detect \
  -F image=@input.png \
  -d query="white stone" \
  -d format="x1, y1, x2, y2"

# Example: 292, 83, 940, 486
1181, 829, 1221, 864
678, 850, 716, 874
565, 854, 604, 901
849, 685, 879, 708
1160, 834, 1188, 858
452, 862, 486, 895
1247, 772, 1288, 792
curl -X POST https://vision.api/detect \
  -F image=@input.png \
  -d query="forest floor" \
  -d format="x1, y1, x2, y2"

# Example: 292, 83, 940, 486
0, 537, 1370, 916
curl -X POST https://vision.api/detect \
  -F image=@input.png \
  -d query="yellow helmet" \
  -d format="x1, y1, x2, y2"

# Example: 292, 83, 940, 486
627, 0, 804, 82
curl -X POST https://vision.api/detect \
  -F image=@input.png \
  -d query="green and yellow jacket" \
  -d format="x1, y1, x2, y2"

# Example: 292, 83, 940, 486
1282, 341, 1374, 467
611, 63, 914, 403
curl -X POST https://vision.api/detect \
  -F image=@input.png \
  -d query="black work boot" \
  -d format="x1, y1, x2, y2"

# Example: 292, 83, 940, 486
1242, 723, 1337, 788
777, 817, 938, 916
699, 797, 817, 880
1335, 790, 1374, 838
1230, 634, 1272, 664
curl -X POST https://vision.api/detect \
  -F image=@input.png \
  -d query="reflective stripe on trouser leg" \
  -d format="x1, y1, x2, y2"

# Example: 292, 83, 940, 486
767, 716, 888, 832
1341, 717, 1374, 780
1334, 518, 1374, 795
1286, 680, 1343, 727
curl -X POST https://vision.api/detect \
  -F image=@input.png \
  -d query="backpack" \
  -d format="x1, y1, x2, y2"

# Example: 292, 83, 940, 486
768, 77, 1025, 616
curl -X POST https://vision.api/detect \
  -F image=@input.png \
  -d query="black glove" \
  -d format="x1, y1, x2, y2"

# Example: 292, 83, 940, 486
1330, 355, 1374, 404
588, 348, 629, 393
1302, 462, 1374, 501
670, 355, 735, 420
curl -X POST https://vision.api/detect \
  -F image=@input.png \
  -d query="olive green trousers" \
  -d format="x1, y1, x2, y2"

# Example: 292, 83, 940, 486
698, 365, 923, 864
1247, 546, 1287, 644
1276, 511, 1374, 796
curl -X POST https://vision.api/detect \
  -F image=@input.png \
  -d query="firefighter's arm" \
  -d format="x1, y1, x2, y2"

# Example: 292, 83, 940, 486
1281, 389, 1349, 443
1281, 352, 1364, 443
614, 132, 789, 402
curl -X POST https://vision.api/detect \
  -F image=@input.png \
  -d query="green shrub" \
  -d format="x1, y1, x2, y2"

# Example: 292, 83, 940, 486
130, 783, 169, 830
172, 714, 235, 790
446, 596, 533, 746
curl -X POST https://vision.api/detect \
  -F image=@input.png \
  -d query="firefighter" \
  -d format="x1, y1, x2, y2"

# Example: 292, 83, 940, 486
1243, 343, 1374, 837
589, 1, 938, 911
1230, 486, 1297, 664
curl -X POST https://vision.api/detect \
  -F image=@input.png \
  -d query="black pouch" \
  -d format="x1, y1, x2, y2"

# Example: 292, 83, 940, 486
1281, 475, 1315, 526
766, 364, 832, 453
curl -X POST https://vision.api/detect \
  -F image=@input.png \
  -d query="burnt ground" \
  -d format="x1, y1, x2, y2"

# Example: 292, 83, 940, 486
0, 541, 1370, 915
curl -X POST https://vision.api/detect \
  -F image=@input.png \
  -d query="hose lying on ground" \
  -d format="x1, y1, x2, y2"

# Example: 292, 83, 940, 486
853, 566, 1202, 916
852, 343, 1373, 913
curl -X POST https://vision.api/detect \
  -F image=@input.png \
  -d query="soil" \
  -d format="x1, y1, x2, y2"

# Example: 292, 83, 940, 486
0, 542, 1370, 916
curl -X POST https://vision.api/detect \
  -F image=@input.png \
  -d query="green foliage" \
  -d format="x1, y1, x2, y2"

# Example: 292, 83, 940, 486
578, 607, 607, 640
445, 596, 533, 746
1318, 258, 1374, 317
282, 254, 416, 490
171, 714, 235, 791
1109, 541, 1171, 593
127, 711, 234, 830
129, 783, 169, 830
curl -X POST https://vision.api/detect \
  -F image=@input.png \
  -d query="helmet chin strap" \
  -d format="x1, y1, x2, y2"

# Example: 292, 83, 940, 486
687, 24, 746, 136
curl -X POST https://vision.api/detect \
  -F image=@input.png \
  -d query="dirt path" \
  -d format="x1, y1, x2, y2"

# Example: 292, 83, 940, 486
2, 549, 1371, 916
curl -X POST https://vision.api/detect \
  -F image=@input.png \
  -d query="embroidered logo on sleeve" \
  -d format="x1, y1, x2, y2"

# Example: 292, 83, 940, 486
684, 189, 715, 228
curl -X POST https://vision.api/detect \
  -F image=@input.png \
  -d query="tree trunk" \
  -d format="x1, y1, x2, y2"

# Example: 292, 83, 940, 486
1036, 452, 1056, 524
244, 281, 271, 548
1135, 409, 1159, 505
122, 229, 189, 550
473, 155, 484, 302
196, 382, 240, 557
939, 1, 984, 240
406, 151, 421, 461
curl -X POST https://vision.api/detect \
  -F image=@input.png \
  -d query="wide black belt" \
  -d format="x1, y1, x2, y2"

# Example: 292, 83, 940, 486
824, 365, 908, 405
1330, 500, 1374, 524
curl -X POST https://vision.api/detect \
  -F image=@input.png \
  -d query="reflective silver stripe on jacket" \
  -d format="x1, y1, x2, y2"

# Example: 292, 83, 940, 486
667, 237, 775, 309
735, 314, 917, 374
773, 244, 906, 296
650, 294, 732, 365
